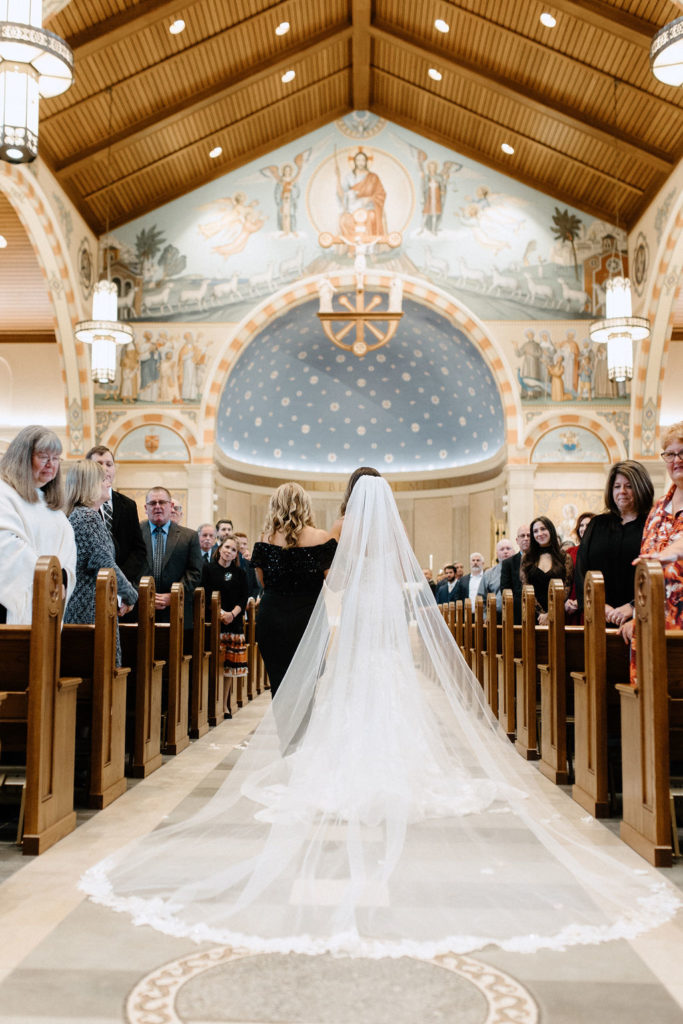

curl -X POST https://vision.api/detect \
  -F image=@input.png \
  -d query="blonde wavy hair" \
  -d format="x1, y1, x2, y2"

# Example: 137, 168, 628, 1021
63, 459, 105, 517
262, 482, 314, 548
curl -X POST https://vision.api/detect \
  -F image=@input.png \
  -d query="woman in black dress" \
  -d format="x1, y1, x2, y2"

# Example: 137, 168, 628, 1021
521, 515, 573, 625
251, 482, 336, 698
576, 460, 654, 627
202, 537, 248, 715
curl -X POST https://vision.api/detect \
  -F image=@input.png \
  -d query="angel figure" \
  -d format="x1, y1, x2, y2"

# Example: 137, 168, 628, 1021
411, 149, 461, 234
198, 193, 265, 259
260, 149, 311, 236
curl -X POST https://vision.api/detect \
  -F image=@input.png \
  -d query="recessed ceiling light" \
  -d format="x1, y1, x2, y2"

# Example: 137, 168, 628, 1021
0, 235, 7, 248
540, 12, 556, 28
281, 69, 296, 83
428, 68, 443, 81
169, 18, 185, 35
209, 146, 222, 159
275, 21, 290, 36
501, 142, 515, 155
434, 18, 449, 33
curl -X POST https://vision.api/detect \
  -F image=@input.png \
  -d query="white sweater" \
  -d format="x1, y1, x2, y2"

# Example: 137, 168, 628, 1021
0, 478, 76, 624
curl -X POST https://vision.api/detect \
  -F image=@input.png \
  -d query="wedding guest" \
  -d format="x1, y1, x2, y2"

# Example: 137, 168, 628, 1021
85, 445, 146, 585
203, 536, 248, 716
564, 511, 595, 623
522, 517, 573, 625
0, 425, 75, 624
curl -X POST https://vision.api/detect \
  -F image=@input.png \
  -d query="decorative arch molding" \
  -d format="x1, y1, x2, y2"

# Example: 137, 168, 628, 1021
523, 413, 624, 463
633, 195, 683, 457
201, 272, 521, 454
103, 413, 199, 458
0, 162, 92, 453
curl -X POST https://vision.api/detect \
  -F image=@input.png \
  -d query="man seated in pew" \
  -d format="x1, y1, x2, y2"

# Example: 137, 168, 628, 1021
484, 537, 515, 614
85, 445, 146, 587
63, 461, 138, 666
0, 425, 76, 624
435, 564, 458, 604
141, 486, 203, 626
499, 523, 530, 624
452, 552, 487, 612
619, 421, 683, 676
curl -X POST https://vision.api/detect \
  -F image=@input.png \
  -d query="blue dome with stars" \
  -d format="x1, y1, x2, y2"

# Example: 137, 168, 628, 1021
217, 297, 505, 473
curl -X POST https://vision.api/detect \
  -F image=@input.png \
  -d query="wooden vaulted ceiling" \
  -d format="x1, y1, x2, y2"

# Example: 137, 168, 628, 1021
38, 0, 683, 236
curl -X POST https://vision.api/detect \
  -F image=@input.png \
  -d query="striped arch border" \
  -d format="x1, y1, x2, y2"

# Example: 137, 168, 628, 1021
0, 162, 92, 446
524, 414, 624, 463
104, 413, 198, 458
633, 203, 683, 450
201, 273, 519, 450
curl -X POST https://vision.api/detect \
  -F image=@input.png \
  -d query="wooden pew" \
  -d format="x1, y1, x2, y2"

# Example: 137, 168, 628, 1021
245, 598, 258, 706
463, 601, 473, 669
189, 587, 210, 738
119, 577, 165, 778
496, 589, 517, 740
0, 556, 82, 854
454, 600, 463, 655
154, 583, 190, 755
537, 579, 578, 785
618, 560, 683, 867
482, 593, 499, 717
472, 595, 485, 685
206, 590, 224, 727
514, 586, 544, 760
571, 571, 628, 818
61, 568, 129, 808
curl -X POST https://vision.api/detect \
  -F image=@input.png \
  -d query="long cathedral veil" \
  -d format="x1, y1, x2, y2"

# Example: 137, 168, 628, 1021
81, 476, 678, 957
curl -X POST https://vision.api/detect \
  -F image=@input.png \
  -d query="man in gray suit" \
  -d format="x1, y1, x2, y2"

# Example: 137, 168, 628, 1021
140, 486, 202, 624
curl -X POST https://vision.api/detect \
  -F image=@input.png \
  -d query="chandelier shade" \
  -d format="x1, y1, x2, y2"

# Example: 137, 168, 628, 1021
75, 280, 134, 384
650, 17, 683, 87
0, 1, 73, 162
589, 277, 649, 383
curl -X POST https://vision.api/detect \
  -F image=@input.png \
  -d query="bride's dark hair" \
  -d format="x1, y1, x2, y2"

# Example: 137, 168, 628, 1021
340, 466, 381, 515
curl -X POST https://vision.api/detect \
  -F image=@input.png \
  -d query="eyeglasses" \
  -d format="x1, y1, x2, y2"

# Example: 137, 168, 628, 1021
146, 499, 171, 507
661, 449, 683, 464
34, 452, 62, 466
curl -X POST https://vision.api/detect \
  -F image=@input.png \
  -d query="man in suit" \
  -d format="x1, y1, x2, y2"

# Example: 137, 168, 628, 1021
197, 523, 216, 566
484, 537, 516, 614
141, 486, 203, 624
452, 552, 487, 612
85, 445, 146, 585
499, 524, 531, 623
435, 564, 458, 604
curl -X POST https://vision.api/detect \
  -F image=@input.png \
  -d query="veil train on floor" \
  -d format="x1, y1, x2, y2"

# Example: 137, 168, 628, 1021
81, 476, 679, 958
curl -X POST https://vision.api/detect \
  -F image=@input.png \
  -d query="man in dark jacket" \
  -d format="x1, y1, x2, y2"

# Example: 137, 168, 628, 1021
85, 445, 146, 585
499, 524, 530, 623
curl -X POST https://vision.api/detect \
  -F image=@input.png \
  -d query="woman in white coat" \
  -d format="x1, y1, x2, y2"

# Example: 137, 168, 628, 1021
0, 424, 76, 624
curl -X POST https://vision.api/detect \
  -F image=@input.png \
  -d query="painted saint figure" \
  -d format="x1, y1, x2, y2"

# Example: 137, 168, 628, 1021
338, 149, 387, 244
414, 151, 460, 234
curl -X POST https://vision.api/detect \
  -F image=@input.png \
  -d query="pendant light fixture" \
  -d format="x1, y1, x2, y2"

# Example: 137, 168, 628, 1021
75, 87, 133, 383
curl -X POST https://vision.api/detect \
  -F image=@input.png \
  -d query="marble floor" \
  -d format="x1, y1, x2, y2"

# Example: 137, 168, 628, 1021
1, 692, 682, 1024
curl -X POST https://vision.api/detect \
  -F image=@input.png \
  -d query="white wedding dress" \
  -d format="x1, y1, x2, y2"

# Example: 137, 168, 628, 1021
81, 476, 679, 958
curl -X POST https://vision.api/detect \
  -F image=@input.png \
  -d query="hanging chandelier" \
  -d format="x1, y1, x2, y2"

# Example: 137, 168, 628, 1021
75, 87, 134, 383
650, 17, 683, 87
0, 1, 74, 163
589, 79, 649, 383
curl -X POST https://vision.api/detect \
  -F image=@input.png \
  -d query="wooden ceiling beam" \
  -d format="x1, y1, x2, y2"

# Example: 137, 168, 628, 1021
56, 25, 352, 179
104, 105, 351, 232
371, 25, 674, 173
372, 101, 621, 226
81, 71, 349, 205
538, 0, 660, 46
352, 0, 372, 110
374, 68, 644, 198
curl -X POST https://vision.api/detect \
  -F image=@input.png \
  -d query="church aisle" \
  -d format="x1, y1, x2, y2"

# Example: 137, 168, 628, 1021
0, 692, 682, 1024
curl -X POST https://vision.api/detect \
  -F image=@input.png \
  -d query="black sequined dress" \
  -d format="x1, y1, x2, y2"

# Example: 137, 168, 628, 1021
250, 539, 337, 697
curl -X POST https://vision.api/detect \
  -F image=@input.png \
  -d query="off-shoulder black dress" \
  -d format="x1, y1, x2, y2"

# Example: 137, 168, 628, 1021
251, 539, 337, 697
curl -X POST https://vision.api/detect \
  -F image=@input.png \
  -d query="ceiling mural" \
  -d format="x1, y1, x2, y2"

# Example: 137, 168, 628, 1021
216, 297, 505, 474
108, 114, 625, 326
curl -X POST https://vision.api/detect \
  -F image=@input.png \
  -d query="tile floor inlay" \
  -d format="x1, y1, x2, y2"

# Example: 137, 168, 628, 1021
125, 946, 539, 1024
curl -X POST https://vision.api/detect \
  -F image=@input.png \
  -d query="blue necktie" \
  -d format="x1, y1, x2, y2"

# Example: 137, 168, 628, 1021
153, 526, 164, 587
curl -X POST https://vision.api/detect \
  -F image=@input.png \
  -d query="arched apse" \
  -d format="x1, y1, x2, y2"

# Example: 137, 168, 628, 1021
524, 413, 624, 464
632, 195, 683, 458
0, 162, 92, 453
103, 413, 199, 459
202, 273, 521, 470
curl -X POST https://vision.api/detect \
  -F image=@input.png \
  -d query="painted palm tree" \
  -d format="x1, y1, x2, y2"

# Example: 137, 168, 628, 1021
135, 225, 167, 277
551, 208, 582, 280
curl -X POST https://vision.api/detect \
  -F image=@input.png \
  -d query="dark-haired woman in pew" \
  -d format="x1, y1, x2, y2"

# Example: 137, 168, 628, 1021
202, 536, 248, 716
576, 460, 653, 629
63, 460, 137, 666
521, 516, 573, 626
564, 510, 594, 624
620, 423, 683, 665
0, 424, 76, 624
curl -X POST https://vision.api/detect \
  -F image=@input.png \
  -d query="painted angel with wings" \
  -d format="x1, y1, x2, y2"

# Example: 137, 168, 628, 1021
260, 149, 311, 236
411, 148, 461, 234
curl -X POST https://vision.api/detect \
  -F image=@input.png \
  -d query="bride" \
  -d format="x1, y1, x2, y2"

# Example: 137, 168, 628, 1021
81, 470, 679, 958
